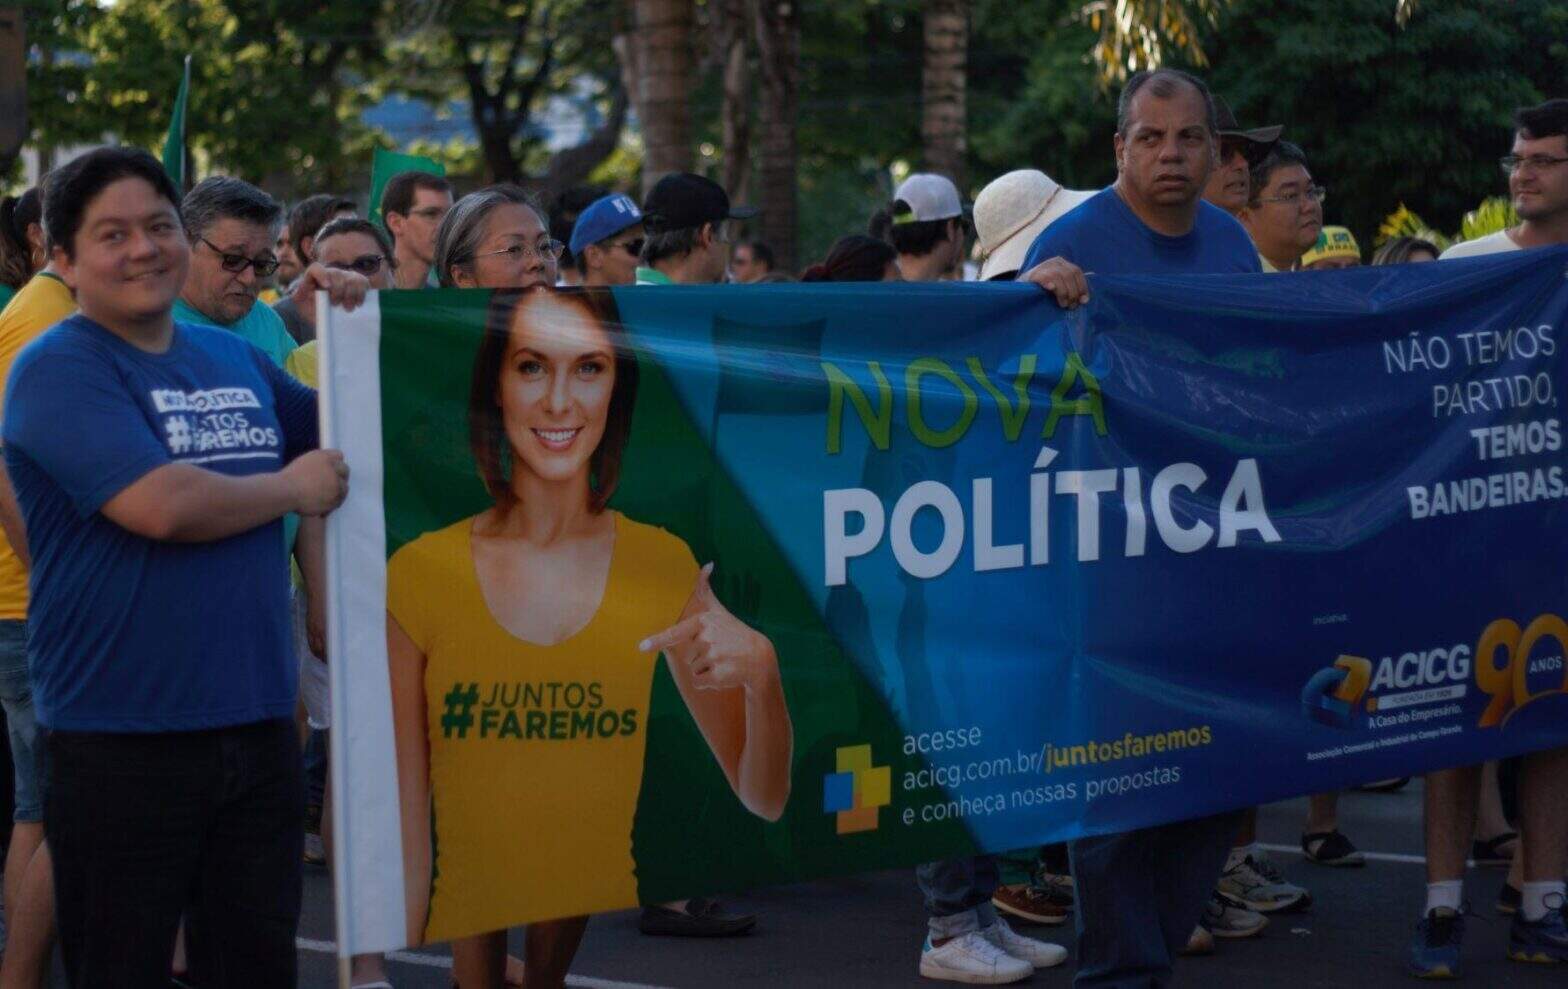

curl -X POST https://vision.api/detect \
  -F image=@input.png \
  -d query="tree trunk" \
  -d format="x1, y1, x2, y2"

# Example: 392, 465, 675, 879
921, 0, 966, 188
0, 8, 25, 179
716, 0, 751, 206
752, 0, 797, 272
628, 0, 694, 193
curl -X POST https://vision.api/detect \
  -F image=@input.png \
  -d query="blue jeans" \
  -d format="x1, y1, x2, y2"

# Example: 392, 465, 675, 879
1069, 810, 1244, 989
916, 855, 1000, 939
0, 619, 40, 822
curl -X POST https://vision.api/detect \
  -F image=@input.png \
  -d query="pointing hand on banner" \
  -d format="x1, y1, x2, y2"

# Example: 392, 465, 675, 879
638, 563, 779, 694
290, 261, 371, 324
1020, 256, 1090, 308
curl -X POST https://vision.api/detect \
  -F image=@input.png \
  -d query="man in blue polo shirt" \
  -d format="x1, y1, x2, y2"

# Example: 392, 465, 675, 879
1020, 68, 1261, 989
1, 146, 360, 987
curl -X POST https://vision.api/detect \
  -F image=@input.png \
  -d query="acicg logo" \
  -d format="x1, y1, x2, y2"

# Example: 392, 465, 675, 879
1301, 655, 1372, 728
1302, 613, 1568, 730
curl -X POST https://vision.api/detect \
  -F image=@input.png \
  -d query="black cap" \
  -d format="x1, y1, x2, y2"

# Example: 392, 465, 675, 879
1213, 96, 1283, 163
641, 173, 759, 234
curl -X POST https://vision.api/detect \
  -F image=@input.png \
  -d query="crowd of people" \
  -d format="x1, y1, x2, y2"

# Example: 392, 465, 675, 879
0, 65, 1562, 989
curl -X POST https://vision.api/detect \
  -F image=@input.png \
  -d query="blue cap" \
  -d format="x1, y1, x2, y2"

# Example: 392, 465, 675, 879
569, 194, 643, 256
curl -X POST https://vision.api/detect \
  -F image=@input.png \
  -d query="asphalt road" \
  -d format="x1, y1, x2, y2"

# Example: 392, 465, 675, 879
294, 782, 1565, 988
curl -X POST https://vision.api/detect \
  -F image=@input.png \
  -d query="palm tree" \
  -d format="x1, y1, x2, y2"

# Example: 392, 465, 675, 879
921, 0, 967, 186
626, 0, 695, 193
753, 0, 799, 271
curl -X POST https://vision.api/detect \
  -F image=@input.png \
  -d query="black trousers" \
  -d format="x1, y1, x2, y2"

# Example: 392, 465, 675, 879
44, 718, 303, 989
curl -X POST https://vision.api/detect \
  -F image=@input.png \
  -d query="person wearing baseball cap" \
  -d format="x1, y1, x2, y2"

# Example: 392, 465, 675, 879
1203, 96, 1283, 217
569, 193, 645, 287
974, 170, 1095, 281
1299, 225, 1361, 270
636, 173, 758, 286
869, 173, 970, 282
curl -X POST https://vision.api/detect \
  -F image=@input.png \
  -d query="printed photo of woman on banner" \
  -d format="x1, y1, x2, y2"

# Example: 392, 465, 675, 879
384, 287, 794, 955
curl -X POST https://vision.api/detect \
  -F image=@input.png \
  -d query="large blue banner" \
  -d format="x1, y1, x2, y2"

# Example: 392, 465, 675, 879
608, 247, 1568, 855
330, 248, 1568, 946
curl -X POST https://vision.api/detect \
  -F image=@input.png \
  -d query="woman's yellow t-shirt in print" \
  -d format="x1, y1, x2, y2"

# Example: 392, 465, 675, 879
387, 512, 698, 942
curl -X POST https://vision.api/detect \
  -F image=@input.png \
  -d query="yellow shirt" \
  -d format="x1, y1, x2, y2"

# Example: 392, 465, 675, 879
386, 512, 697, 942
283, 340, 317, 388
0, 273, 76, 619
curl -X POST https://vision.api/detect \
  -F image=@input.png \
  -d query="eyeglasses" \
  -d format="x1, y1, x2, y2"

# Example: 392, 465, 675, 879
326, 254, 390, 277
200, 237, 281, 277
1500, 154, 1568, 176
408, 207, 449, 220
472, 239, 565, 264
612, 237, 645, 257
1259, 185, 1327, 207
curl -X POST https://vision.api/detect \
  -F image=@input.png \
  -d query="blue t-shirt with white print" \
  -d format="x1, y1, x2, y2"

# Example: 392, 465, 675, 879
2, 314, 317, 731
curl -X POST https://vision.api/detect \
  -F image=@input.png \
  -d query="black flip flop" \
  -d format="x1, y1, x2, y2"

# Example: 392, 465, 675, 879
1472, 831, 1519, 867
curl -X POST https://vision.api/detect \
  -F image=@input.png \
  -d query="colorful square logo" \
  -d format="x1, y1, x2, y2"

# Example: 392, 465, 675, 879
824, 743, 891, 834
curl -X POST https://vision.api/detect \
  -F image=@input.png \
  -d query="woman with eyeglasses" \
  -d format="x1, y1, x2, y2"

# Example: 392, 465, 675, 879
434, 185, 565, 292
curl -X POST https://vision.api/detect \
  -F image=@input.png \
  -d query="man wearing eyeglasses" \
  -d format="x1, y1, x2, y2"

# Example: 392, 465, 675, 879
173, 178, 366, 369
381, 171, 453, 290
1412, 97, 1568, 980
570, 193, 645, 288
1236, 141, 1324, 272
1442, 99, 1568, 261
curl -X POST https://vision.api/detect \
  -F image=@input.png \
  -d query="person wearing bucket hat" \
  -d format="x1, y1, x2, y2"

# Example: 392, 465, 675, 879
635, 173, 758, 287
1300, 225, 1362, 270
569, 193, 645, 287
974, 170, 1095, 281
1203, 97, 1282, 216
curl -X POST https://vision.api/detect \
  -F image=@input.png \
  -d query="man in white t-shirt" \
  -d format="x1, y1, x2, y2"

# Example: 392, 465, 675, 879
1413, 97, 1568, 979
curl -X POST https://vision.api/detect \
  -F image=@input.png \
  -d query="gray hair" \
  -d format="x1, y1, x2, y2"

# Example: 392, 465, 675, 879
181, 176, 284, 242
1116, 68, 1219, 137
433, 186, 550, 287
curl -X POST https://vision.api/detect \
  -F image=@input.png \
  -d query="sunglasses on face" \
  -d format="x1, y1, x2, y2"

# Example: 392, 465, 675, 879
201, 237, 280, 278
326, 254, 390, 277
611, 237, 645, 257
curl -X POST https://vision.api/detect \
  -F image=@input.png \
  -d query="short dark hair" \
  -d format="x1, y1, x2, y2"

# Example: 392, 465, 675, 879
868, 201, 957, 258
313, 216, 395, 264
738, 239, 775, 270
380, 171, 452, 226
182, 175, 282, 243
0, 186, 42, 289
551, 184, 607, 271
1515, 98, 1568, 145
45, 146, 183, 260
1247, 141, 1311, 205
641, 225, 705, 266
1117, 68, 1219, 137
801, 235, 897, 282
470, 288, 639, 512
289, 193, 356, 262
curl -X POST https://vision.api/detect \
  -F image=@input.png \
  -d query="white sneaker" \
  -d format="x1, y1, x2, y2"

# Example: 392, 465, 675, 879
983, 918, 1069, 968
919, 931, 1032, 984
1217, 853, 1308, 913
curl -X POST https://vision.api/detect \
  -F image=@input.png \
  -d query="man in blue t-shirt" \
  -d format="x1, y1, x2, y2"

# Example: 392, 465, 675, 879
1017, 69, 1261, 989
0, 146, 364, 987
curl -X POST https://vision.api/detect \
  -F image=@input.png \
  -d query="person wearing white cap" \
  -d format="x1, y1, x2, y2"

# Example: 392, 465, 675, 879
974, 170, 1095, 282
870, 173, 970, 283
